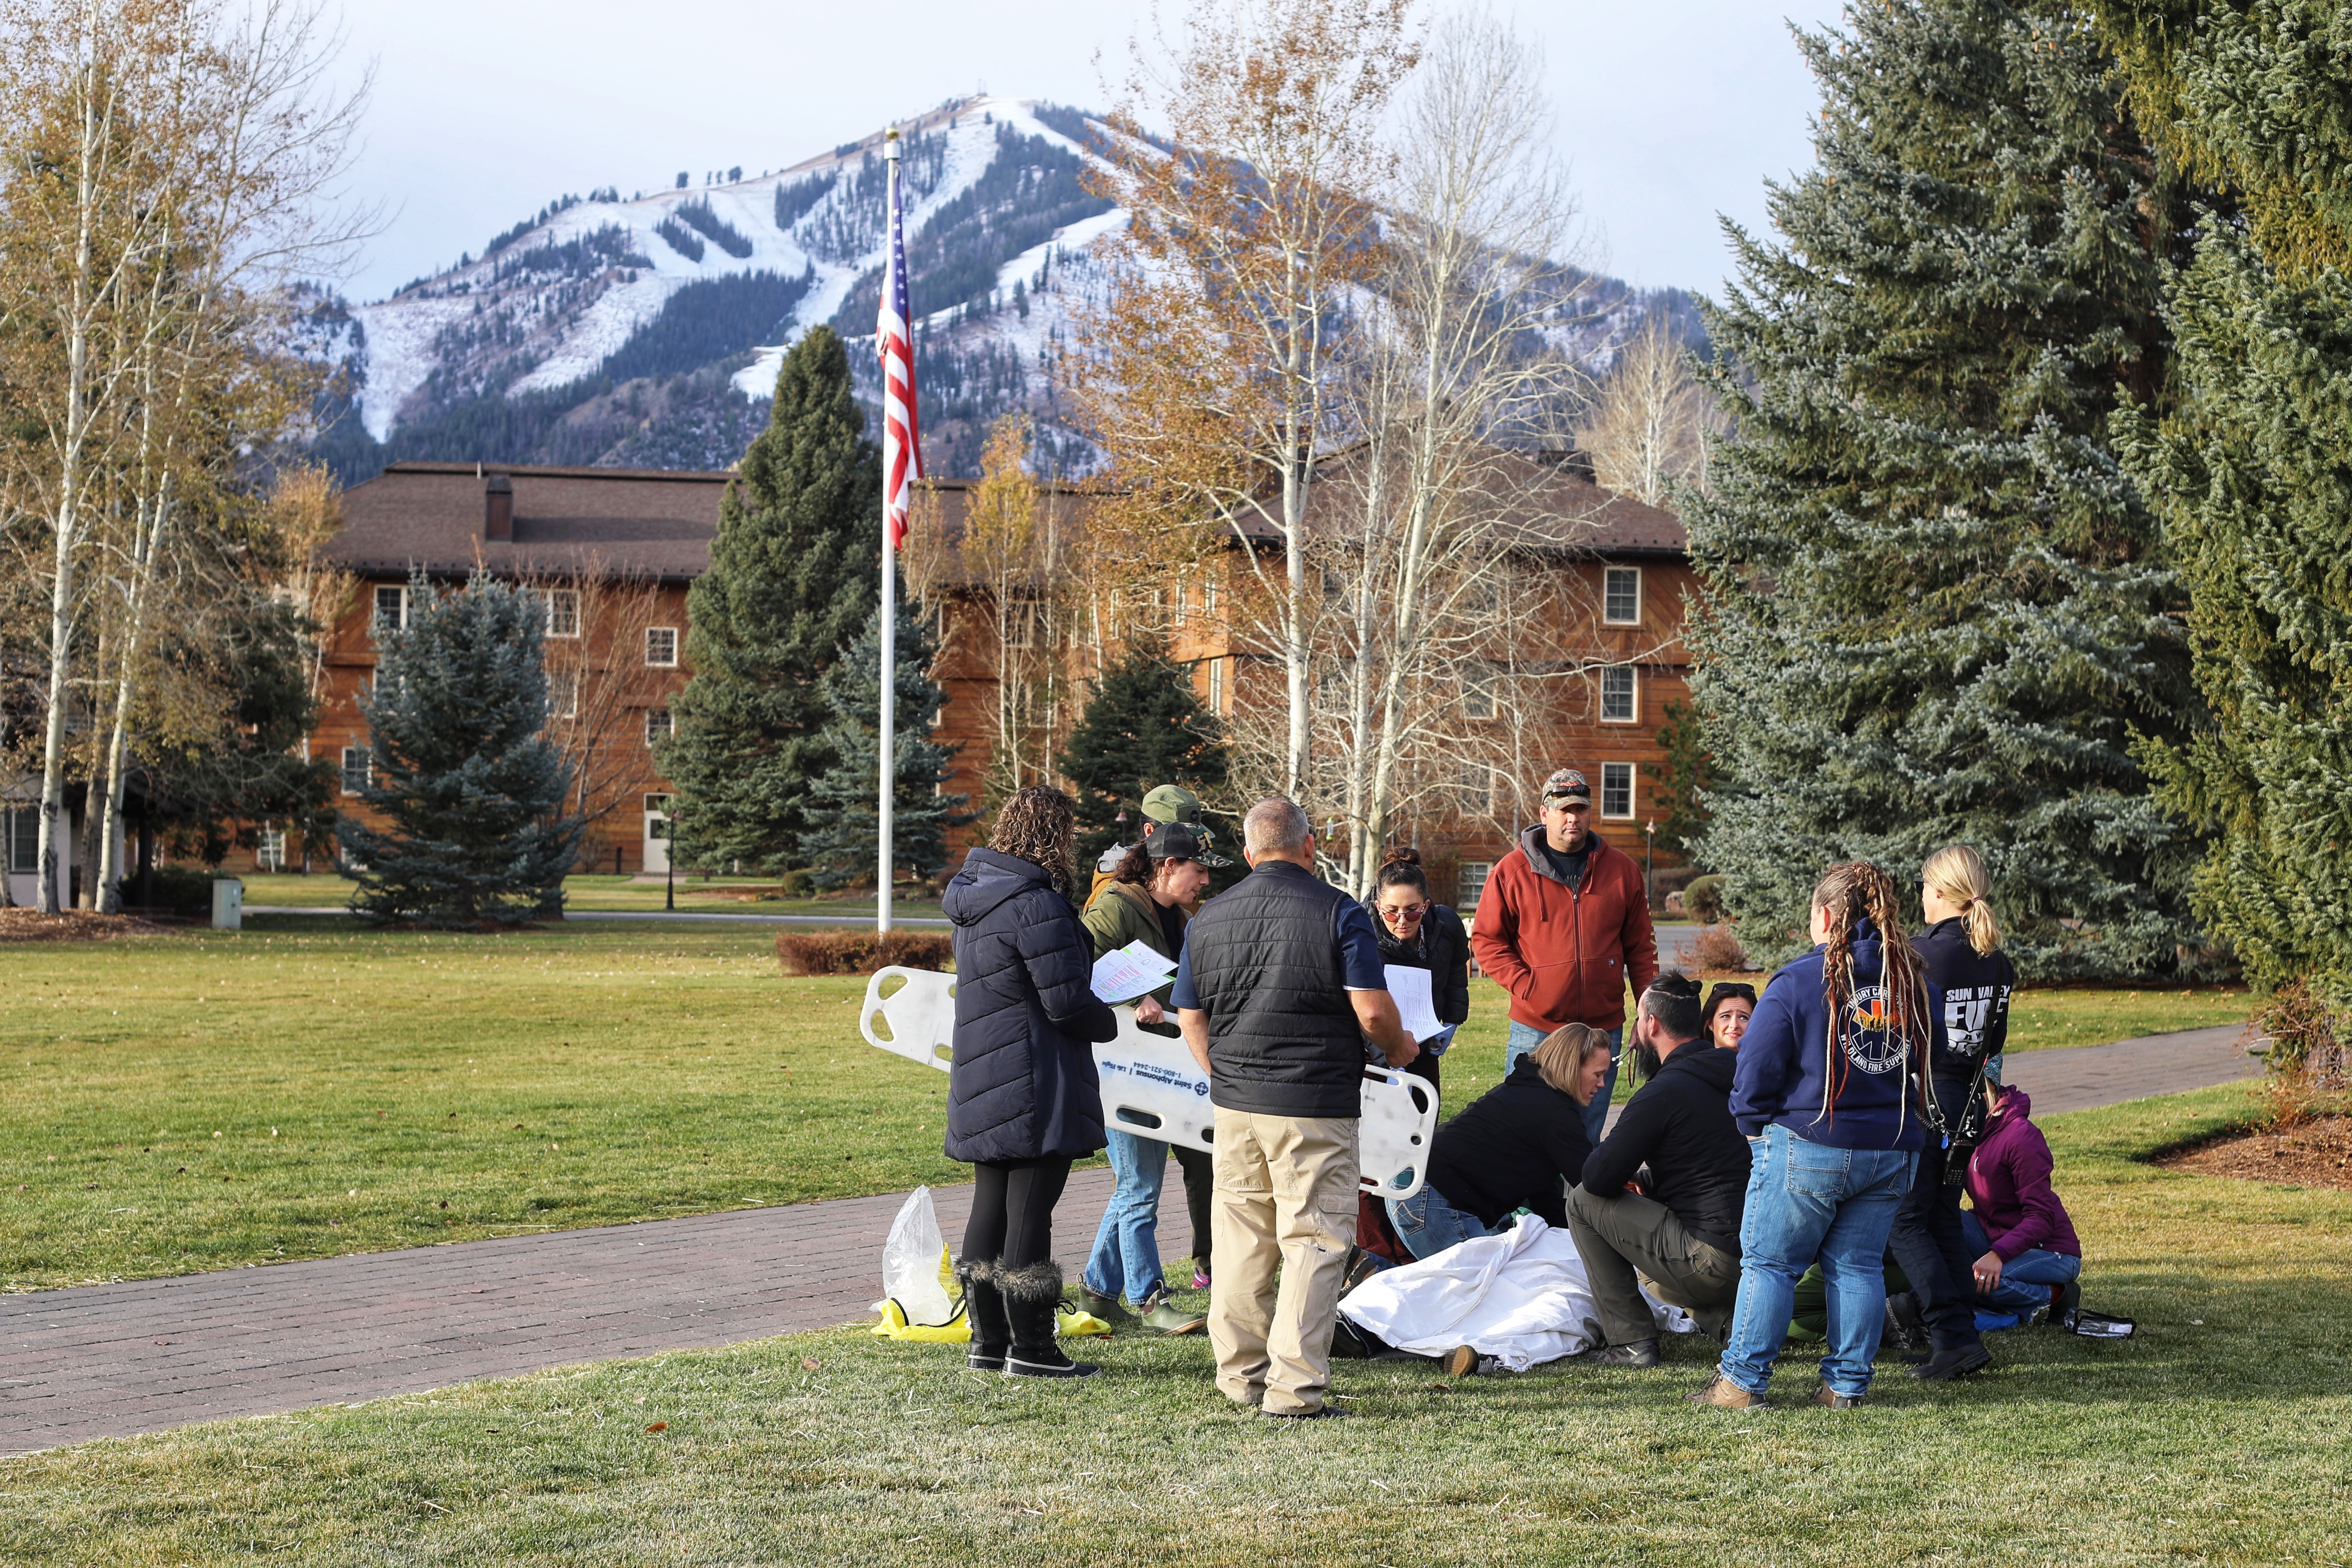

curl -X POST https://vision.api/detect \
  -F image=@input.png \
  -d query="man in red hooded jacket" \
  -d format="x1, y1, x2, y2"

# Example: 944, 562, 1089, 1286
1469, 768, 1658, 1144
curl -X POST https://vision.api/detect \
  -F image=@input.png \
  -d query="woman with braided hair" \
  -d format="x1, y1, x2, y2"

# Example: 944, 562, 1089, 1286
944, 786, 1121, 1379
1694, 861, 1948, 1411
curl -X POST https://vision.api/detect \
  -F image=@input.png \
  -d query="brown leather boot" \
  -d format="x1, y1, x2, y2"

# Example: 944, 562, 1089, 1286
1812, 1382, 1863, 1410
1686, 1373, 1768, 1409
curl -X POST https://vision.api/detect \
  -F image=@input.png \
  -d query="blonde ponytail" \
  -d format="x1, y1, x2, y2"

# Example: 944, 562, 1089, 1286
1921, 844, 2001, 957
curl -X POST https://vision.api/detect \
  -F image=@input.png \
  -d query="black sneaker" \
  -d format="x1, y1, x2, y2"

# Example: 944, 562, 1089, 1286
1583, 1339, 1660, 1368
1907, 1343, 1992, 1382
1006, 1349, 1099, 1379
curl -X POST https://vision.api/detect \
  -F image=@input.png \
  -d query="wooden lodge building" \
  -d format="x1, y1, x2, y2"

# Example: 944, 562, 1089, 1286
257, 453, 1695, 911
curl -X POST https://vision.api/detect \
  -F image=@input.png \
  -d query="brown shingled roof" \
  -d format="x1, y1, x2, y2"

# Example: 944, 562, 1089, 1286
326, 462, 734, 582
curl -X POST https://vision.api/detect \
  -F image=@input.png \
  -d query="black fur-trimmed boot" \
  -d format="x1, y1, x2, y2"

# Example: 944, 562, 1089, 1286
957, 1258, 1008, 1372
999, 1261, 1099, 1379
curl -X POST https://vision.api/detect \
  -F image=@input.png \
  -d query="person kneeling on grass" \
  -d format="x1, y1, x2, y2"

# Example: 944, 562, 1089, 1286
1383, 1024, 1609, 1262
1962, 1069, 2081, 1323
1695, 861, 1945, 1413
1567, 973, 1751, 1366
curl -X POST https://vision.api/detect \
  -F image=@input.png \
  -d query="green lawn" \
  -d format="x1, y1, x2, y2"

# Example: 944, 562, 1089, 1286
0, 927, 2253, 1293
0, 923, 965, 1292
3, 1081, 2345, 1565
228, 870, 946, 921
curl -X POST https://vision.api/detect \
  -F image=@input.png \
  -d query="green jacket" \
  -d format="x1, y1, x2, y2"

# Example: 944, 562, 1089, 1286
1081, 880, 1189, 1012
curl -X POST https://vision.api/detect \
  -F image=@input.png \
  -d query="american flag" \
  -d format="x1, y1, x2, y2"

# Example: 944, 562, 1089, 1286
877, 134, 921, 549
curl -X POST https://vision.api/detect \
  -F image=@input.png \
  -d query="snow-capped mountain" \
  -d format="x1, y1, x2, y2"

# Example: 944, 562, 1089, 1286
309, 95, 1696, 482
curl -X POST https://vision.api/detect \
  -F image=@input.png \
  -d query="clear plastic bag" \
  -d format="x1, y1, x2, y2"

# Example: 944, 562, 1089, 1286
880, 1186, 956, 1327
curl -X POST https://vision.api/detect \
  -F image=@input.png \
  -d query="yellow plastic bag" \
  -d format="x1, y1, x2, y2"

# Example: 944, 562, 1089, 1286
868, 1297, 1114, 1340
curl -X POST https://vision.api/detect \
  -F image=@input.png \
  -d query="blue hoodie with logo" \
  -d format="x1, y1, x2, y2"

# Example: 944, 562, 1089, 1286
1729, 918, 1942, 1152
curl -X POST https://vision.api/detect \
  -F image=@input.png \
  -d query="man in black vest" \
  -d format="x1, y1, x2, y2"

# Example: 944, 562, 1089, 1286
1173, 797, 1417, 1419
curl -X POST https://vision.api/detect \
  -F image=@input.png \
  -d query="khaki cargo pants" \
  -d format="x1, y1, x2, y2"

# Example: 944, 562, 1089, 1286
1208, 1108, 1359, 1416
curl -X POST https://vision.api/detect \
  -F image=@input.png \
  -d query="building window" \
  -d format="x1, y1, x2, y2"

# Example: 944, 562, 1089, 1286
1003, 595, 1042, 649
256, 825, 286, 871
645, 626, 678, 667
1463, 664, 1496, 721
5, 808, 36, 874
1599, 665, 1637, 724
340, 745, 371, 794
545, 589, 580, 639
1204, 579, 1218, 617
1457, 762, 1492, 814
1601, 762, 1635, 820
1459, 861, 1492, 911
372, 585, 406, 629
1603, 566, 1641, 626
644, 793, 673, 838
645, 708, 674, 747
548, 670, 579, 719
1207, 656, 1224, 715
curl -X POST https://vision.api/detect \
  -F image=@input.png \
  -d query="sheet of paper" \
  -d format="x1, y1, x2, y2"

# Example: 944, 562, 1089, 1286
1385, 964, 1444, 1044
1090, 938, 1180, 1004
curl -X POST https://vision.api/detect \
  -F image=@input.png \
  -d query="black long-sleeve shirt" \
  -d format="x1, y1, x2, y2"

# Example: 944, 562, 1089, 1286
1580, 1045, 1751, 1255
1424, 1056, 1592, 1228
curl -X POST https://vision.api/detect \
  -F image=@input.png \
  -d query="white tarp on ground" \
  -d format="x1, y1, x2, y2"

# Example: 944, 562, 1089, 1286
1337, 1215, 1694, 1373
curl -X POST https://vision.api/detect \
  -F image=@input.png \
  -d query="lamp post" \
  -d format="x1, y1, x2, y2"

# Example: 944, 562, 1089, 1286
1644, 819, 1656, 908
664, 803, 677, 912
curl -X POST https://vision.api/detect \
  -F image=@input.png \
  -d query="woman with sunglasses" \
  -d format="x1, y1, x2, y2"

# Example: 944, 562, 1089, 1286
1365, 848, 1470, 1092
1702, 983, 1756, 1051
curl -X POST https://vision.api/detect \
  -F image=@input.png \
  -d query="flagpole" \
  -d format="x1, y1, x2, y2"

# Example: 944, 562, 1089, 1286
878, 127, 901, 937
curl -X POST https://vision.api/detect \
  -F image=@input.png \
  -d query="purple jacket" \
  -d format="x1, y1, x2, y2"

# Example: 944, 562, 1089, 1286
1964, 1087, 2081, 1260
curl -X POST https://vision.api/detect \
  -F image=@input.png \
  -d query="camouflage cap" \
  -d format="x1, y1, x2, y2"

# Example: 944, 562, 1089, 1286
1541, 768, 1592, 805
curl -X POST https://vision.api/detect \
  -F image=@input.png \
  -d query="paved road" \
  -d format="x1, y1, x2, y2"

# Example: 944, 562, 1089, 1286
0, 1023, 2259, 1455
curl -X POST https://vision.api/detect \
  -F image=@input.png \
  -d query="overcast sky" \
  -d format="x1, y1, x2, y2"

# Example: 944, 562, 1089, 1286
325, 0, 1845, 305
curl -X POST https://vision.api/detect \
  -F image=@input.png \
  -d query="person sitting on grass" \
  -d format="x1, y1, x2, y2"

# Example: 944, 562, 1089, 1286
1703, 982, 1756, 1051
1567, 973, 1751, 1365
1962, 1068, 2081, 1322
1077, 825, 1212, 1335
1382, 1024, 1610, 1262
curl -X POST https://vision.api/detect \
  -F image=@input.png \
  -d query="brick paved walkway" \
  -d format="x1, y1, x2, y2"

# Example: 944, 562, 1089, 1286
0, 1023, 2257, 1456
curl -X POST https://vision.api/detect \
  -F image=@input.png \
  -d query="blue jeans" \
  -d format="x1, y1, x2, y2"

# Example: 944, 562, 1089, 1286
1385, 1182, 1502, 1261
1083, 1129, 1170, 1306
1506, 1020, 1619, 1147
1961, 1211, 2082, 1313
1720, 1124, 1917, 1398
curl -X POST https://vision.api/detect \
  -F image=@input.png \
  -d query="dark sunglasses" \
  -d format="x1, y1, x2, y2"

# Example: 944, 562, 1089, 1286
1707, 983, 1757, 1006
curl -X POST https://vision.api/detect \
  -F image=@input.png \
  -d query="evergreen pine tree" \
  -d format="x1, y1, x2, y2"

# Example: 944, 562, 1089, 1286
1684, 0, 2203, 976
338, 572, 583, 927
1057, 633, 1231, 866
2093, 2, 2352, 1011
658, 325, 881, 874
798, 591, 970, 892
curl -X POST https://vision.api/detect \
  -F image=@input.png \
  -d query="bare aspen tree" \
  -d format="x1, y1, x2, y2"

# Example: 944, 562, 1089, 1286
521, 557, 668, 857
1581, 312, 1722, 506
960, 414, 1084, 804
0, 0, 368, 913
1079, 0, 1419, 798
1300, 13, 1607, 894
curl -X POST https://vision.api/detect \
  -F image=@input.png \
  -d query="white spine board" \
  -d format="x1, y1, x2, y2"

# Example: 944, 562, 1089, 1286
857, 966, 1439, 1199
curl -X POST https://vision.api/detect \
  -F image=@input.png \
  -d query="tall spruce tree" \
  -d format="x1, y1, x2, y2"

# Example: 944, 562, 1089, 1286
1685, 0, 2204, 977
338, 572, 583, 926
658, 326, 881, 874
1057, 633, 1231, 866
798, 592, 970, 892
2092, 2, 2352, 1018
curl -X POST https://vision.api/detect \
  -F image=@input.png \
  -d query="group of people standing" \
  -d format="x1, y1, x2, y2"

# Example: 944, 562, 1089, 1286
936, 768, 2081, 1412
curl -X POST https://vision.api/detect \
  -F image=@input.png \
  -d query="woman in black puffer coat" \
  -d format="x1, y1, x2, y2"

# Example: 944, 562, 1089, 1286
944, 785, 1119, 1379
